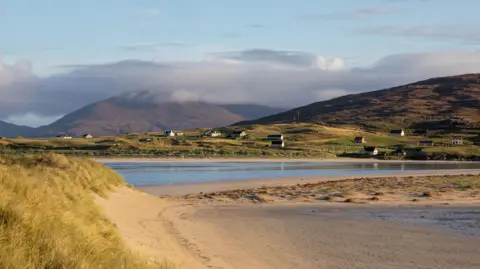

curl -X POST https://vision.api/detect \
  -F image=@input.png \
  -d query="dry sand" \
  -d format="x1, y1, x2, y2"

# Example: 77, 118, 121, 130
97, 172, 480, 268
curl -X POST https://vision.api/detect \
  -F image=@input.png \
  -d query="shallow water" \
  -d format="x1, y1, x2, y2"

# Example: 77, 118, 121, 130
102, 161, 480, 186
289, 206, 480, 237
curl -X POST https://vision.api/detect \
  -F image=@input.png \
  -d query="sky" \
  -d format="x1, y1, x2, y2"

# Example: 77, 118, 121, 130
1, 0, 480, 126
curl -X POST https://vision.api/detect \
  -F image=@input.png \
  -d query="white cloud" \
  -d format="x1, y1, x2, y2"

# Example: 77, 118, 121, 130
3, 113, 62, 127
3, 49, 480, 127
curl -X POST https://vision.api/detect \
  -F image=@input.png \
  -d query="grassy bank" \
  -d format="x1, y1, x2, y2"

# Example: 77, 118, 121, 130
0, 154, 168, 269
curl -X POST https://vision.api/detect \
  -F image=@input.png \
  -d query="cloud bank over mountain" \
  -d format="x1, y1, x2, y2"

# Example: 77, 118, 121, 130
2, 49, 480, 126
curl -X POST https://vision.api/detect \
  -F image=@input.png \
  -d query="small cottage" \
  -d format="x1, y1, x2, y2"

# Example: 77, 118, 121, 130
230, 130, 247, 138
419, 140, 434, 147
354, 136, 366, 144
82, 133, 93, 139
451, 137, 464, 145
389, 129, 405, 136
267, 134, 283, 141
271, 140, 285, 148
361, 146, 378, 156
164, 130, 175, 137
206, 130, 222, 137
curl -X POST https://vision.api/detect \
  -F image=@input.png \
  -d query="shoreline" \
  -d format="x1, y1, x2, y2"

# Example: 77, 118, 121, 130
94, 156, 480, 163
138, 169, 480, 196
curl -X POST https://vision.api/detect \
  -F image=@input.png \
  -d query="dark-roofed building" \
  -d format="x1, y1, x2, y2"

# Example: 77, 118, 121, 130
354, 136, 366, 144
389, 129, 405, 136
230, 130, 247, 138
361, 146, 378, 156
270, 140, 285, 148
267, 134, 283, 141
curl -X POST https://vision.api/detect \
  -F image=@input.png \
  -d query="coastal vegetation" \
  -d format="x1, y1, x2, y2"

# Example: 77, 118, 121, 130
0, 154, 168, 269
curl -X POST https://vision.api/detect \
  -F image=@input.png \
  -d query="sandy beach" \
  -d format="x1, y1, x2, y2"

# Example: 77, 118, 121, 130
96, 169, 480, 269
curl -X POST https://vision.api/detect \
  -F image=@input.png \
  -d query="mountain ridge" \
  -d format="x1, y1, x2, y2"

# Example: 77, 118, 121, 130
234, 73, 480, 130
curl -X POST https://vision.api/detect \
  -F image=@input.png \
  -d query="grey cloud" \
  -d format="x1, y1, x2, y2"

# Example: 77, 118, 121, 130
357, 25, 480, 44
2, 50, 480, 125
210, 49, 344, 70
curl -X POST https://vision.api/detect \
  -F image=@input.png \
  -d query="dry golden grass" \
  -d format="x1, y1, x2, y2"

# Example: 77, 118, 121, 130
0, 153, 170, 269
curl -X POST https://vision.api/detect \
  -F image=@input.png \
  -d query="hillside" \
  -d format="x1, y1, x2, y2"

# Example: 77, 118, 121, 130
35, 91, 285, 136
235, 74, 480, 130
0, 121, 36, 138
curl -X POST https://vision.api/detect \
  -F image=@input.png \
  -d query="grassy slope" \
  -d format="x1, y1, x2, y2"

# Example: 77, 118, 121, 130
0, 154, 167, 269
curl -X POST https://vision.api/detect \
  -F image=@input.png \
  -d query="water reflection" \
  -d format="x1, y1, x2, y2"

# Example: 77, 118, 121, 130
102, 161, 480, 186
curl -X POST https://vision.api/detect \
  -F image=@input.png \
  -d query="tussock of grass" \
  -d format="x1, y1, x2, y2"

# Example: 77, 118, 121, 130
0, 153, 167, 269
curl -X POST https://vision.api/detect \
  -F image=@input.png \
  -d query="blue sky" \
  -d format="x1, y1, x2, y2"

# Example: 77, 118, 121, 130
2, 0, 480, 127
2, 0, 480, 75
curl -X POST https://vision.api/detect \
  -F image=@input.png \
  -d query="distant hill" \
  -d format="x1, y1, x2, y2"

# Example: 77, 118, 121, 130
235, 74, 480, 130
35, 91, 286, 136
0, 121, 36, 138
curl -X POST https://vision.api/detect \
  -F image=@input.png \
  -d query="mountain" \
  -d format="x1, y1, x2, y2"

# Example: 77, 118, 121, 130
235, 74, 480, 130
0, 121, 36, 138
36, 91, 286, 136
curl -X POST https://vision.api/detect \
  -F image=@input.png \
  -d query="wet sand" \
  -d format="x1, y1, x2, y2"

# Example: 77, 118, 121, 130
168, 203, 480, 269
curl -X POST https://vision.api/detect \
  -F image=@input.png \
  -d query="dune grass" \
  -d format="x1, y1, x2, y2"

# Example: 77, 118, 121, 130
0, 153, 168, 269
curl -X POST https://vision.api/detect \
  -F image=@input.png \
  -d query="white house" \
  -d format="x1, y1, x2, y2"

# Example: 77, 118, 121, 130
451, 137, 464, 145
164, 130, 175, 137
389, 129, 405, 136
207, 130, 221, 137
361, 146, 378, 155
82, 133, 93, 139
270, 140, 285, 148
230, 131, 247, 138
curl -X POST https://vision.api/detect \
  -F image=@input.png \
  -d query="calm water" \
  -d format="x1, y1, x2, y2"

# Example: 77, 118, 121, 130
102, 161, 480, 186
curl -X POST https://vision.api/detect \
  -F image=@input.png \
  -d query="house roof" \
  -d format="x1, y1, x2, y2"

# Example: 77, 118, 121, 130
354, 136, 364, 140
390, 129, 404, 133
232, 130, 245, 134
363, 146, 377, 151
271, 140, 284, 144
267, 134, 283, 137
